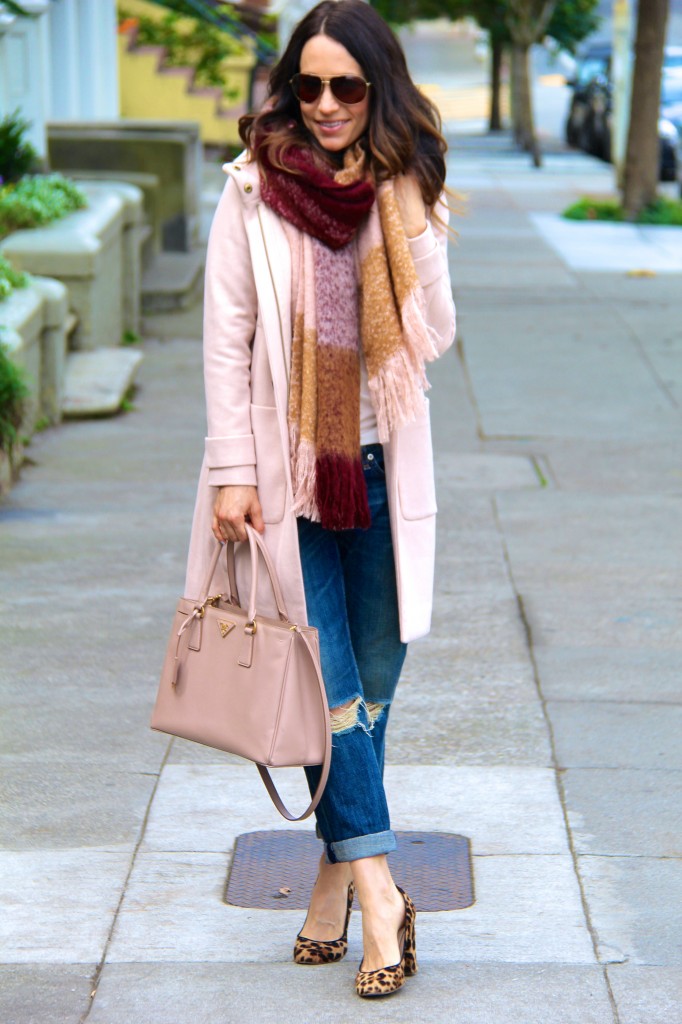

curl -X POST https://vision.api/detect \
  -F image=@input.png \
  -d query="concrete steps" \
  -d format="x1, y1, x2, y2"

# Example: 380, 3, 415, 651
62, 347, 144, 418
141, 250, 204, 313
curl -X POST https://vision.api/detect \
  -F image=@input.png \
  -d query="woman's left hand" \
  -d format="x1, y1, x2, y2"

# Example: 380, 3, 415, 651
394, 174, 427, 239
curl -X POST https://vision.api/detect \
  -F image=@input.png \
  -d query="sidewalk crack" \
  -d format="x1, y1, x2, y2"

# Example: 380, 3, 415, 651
79, 738, 174, 1023
492, 495, 622, 1024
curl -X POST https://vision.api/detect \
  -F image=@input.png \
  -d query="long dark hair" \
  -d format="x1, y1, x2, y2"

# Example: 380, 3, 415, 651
239, 0, 447, 206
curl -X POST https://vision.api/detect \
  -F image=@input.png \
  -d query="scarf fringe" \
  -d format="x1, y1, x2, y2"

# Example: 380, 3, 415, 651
368, 346, 430, 443
289, 430, 319, 521
401, 288, 441, 364
316, 453, 371, 531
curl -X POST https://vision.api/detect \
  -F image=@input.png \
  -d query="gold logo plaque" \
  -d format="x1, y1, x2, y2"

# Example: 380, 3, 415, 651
218, 620, 236, 638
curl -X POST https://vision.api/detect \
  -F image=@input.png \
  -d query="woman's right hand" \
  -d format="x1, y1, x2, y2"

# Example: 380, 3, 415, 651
212, 485, 265, 543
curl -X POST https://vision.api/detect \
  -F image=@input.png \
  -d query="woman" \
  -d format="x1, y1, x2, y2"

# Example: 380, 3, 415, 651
185, 0, 455, 999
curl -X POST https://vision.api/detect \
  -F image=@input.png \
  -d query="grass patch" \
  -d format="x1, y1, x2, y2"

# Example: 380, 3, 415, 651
563, 195, 682, 225
119, 384, 137, 414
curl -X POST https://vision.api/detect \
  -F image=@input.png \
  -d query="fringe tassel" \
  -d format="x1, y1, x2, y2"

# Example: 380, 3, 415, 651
290, 430, 319, 520
316, 453, 371, 530
401, 288, 441, 363
368, 347, 430, 443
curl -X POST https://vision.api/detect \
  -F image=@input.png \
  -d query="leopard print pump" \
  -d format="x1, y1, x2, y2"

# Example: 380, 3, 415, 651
355, 887, 417, 999
293, 882, 355, 965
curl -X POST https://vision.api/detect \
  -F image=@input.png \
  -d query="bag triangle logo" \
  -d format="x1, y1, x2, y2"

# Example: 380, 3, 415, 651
218, 620, 235, 638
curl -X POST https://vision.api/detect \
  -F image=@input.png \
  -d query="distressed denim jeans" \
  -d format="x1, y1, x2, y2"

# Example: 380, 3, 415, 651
297, 444, 407, 863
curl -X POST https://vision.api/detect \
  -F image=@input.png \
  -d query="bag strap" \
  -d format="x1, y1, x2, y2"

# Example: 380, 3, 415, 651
196, 530, 331, 821
256, 628, 332, 821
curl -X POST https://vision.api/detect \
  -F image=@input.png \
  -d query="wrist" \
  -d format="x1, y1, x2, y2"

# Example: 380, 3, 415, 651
405, 219, 427, 239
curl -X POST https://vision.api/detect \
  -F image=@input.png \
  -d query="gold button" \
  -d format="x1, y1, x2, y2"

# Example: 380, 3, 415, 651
244, 184, 253, 194
234, 164, 241, 171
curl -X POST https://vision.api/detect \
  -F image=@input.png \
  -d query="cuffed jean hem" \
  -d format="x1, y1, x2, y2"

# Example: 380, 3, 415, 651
325, 829, 397, 864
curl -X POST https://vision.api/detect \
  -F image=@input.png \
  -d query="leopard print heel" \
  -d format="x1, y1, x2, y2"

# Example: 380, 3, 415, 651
355, 887, 417, 998
399, 887, 418, 977
293, 882, 355, 965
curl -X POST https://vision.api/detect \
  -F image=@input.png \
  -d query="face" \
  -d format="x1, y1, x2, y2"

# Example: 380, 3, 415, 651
297, 34, 371, 153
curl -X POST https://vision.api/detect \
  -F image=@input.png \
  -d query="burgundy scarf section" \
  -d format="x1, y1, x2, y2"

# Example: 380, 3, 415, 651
259, 146, 375, 250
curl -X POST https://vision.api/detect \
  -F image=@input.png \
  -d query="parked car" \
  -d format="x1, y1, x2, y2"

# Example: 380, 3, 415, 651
565, 42, 611, 148
566, 45, 682, 180
660, 71, 682, 181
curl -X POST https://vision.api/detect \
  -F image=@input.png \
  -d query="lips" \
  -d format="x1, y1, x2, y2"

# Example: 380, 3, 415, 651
316, 121, 350, 134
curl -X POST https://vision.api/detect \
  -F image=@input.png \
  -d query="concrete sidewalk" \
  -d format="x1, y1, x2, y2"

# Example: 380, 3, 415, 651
1, 135, 681, 1024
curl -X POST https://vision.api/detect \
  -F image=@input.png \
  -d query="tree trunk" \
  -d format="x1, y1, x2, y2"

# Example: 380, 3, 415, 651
622, 0, 669, 217
512, 42, 542, 166
510, 45, 521, 143
489, 36, 504, 132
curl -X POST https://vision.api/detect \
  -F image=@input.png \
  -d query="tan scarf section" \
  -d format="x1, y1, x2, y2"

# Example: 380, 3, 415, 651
285, 148, 440, 525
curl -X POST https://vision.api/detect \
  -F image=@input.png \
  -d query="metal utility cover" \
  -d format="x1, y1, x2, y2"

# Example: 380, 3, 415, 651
225, 830, 474, 911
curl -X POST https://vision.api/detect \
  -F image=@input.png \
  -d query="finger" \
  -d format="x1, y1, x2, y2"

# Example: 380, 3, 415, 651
224, 515, 247, 543
249, 502, 265, 534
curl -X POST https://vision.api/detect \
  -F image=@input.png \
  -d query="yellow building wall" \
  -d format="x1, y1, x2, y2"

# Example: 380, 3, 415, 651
117, 1, 256, 145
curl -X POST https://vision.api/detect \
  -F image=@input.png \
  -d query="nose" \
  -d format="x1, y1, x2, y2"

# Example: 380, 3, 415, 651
317, 81, 340, 114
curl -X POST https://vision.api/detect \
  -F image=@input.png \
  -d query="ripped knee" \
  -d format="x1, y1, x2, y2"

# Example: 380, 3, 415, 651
328, 698, 389, 735
366, 701, 386, 726
329, 697, 368, 735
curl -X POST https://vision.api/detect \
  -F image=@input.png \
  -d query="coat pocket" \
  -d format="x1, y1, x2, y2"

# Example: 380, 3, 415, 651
251, 404, 287, 524
396, 409, 438, 521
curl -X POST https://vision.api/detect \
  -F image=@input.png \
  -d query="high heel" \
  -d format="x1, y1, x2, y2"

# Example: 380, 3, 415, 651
355, 886, 417, 998
293, 882, 355, 965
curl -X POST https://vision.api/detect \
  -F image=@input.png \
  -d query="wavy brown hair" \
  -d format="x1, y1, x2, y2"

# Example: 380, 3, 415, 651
239, 0, 447, 207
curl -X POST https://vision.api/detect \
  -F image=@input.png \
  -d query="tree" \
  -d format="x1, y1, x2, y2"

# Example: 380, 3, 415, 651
502, 1, 558, 165
371, 0, 598, 159
622, 0, 669, 218
501, 0, 599, 138
546, 0, 600, 54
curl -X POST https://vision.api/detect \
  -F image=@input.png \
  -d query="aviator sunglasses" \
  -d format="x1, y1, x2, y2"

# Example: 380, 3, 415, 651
289, 73, 372, 105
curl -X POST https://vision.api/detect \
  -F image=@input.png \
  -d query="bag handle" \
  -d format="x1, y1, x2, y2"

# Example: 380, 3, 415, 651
196, 527, 288, 623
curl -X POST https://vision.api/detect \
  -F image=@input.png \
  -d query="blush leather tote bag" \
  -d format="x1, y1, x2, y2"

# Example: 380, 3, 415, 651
151, 524, 331, 821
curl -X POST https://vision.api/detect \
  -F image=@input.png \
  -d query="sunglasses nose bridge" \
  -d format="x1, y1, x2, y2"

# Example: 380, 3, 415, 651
317, 78, 340, 107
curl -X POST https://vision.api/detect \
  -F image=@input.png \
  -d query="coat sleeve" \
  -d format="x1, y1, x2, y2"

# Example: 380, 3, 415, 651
407, 195, 456, 358
202, 175, 259, 488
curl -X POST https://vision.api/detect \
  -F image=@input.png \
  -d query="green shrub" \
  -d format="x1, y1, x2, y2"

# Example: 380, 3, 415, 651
119, 6, 247, 93
0, 174, 87, 239
0, 255, 28, 301
563, 198, 624, 221
636, 196, 682, 226
563, 195, 682, 225
0, 342, 30, 454
0, 109, 39, 185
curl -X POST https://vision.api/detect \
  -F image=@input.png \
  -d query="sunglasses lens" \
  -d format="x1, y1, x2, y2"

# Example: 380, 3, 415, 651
292, 74, 322, 103
291, 74, 368, 105
331, 76, 368, 104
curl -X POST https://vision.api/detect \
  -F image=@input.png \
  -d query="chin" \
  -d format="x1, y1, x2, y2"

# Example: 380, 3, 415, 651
314, 131, 359, 153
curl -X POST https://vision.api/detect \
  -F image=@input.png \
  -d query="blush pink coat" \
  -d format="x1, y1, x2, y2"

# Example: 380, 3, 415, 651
185, 157, 456, 643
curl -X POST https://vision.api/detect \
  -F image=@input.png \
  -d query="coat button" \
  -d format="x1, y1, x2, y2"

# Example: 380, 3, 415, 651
367, 453, 374, 461
244, 184, 253, 193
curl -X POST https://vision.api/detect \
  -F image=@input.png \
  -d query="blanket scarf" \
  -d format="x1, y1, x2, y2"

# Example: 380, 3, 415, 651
260, 143, 440, 530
